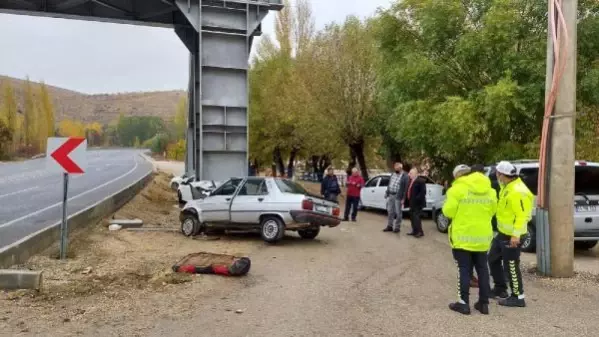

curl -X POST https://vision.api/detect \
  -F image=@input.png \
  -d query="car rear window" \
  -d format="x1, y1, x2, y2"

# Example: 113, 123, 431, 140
275, 179, 308, 195
575, 166, 599, 195
518, 165, 599, 196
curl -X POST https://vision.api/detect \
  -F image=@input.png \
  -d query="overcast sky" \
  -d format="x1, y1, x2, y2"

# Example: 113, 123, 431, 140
0, 0, 391, 94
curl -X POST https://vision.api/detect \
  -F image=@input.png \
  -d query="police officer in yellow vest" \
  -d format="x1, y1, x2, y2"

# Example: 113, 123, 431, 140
443, 165, 497, 315
489, 161, 534, 307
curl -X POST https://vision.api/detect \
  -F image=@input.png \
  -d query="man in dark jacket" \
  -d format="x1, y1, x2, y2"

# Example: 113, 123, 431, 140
406, 168, 427, 237
321, 167, 341, 203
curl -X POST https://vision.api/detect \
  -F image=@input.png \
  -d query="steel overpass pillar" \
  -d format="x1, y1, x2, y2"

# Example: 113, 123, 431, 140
174, 0, 282, 181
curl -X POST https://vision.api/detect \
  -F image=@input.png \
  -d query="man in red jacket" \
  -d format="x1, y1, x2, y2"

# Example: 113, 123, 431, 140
344, 167, 365, 222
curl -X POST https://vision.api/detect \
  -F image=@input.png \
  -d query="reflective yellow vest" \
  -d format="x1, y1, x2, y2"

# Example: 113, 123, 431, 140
442, 172, 498, 252
496, 177, 534, 237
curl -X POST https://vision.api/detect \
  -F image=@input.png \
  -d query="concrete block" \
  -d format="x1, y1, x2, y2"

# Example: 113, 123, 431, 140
0, 269, 43, 290
109, 218, 143, 228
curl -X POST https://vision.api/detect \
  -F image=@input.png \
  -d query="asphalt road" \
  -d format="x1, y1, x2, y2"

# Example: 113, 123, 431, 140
0, 149, 153, 249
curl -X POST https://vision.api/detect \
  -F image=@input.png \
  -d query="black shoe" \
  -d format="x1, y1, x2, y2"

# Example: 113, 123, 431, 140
406, 232, 416, 236
491, 288, 509, 299
498, 296, 526, 308
414, 232, 424, 238
474, 302, 489, 315
342, 218, 349, 222
351, 218, 357, 222
393, 229, 400, 233
383, 227, 393, 232
448, 302, 471, 315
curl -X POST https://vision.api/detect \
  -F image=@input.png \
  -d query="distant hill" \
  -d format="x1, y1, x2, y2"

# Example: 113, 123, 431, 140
0, 75, 186, 125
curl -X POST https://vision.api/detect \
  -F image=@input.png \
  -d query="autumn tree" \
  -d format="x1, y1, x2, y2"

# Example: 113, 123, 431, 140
0, 82, 18, 154
306, 17, 380, 179
250, 0, 344, 177
0, 119, 12, 159
23, 78, 37, 150
173, 97, 187, 141
39, 82, 55, 138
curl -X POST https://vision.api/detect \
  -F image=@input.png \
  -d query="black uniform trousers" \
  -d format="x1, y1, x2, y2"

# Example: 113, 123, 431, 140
488, 232, 524, 296
452, 249, 490, 304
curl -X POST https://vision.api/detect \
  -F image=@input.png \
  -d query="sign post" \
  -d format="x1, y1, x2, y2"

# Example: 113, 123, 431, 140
46, 137, 87, 260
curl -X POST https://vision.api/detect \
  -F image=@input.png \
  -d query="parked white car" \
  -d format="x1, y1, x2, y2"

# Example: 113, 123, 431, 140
359, 173, 445, 215
170, 173, 195, 190
179, 177, 341, 243
177, 179, 221, 205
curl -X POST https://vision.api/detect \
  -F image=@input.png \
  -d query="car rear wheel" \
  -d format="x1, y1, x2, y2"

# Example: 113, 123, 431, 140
574, 241, 598, 250
181, 213, 201, 237
521, 223, 536, 253
435, 211, 450, 233
298, 226, 320, 240
260, 216, 285, 243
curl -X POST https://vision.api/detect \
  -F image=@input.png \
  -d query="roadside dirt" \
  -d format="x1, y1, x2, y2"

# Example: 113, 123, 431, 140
0, 171, 263, 336
2, 177, 599, 336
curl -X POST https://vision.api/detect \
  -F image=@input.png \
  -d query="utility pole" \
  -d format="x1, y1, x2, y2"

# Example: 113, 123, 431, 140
540, 0, 577, 277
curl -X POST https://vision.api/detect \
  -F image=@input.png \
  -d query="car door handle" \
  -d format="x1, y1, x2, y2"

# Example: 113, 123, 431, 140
258, 198, 264, 202
371, 190, 375, 193
226, 198, 231, 201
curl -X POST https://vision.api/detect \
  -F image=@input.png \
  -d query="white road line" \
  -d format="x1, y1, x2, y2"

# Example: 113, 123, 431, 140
0, 186, 39, 200
0, 155, 141, 229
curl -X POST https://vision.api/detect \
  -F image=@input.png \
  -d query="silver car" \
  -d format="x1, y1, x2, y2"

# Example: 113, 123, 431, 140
179, 177, 341, 243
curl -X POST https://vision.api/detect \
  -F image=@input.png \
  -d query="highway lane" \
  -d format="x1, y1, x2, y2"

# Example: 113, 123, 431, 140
0, 149, 153, 249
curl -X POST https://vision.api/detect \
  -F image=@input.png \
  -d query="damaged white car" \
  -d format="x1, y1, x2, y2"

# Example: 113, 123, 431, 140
179, 177, 341, 243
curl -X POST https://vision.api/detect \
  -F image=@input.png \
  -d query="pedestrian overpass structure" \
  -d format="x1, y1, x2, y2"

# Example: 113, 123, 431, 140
0, 0, 283, 180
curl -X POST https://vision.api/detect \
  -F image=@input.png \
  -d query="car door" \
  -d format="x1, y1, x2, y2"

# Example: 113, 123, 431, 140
200, 178, 242, 223
230, 178, 269, 224
361, 177, 380, 208
374, 176, 391, 210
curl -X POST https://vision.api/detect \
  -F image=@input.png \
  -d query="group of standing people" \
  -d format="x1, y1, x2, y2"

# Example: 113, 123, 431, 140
320, 166, 364, 221
320, 161, 533, 315
443, 161, 533, 315
320, 162, 427, 236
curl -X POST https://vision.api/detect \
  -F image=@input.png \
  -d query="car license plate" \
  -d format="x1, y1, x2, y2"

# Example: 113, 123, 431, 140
315, 205, 329, 213
576, 205, 597, 212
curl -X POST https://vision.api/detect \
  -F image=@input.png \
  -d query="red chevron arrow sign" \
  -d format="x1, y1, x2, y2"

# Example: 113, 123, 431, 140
47, 137, 87, 174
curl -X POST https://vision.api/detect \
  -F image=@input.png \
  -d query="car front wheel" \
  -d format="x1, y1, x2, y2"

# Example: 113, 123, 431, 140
260, 216, 285, 243
521, 223, 536, 253
298, 226, 320, 240
435, 211, 450, 233
181, 213, 201, 237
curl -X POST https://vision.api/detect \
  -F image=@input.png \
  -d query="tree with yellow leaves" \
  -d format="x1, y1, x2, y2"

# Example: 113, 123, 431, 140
0, 81, 18, 154
58, 119, 85, 138
39, 83, 55, 138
